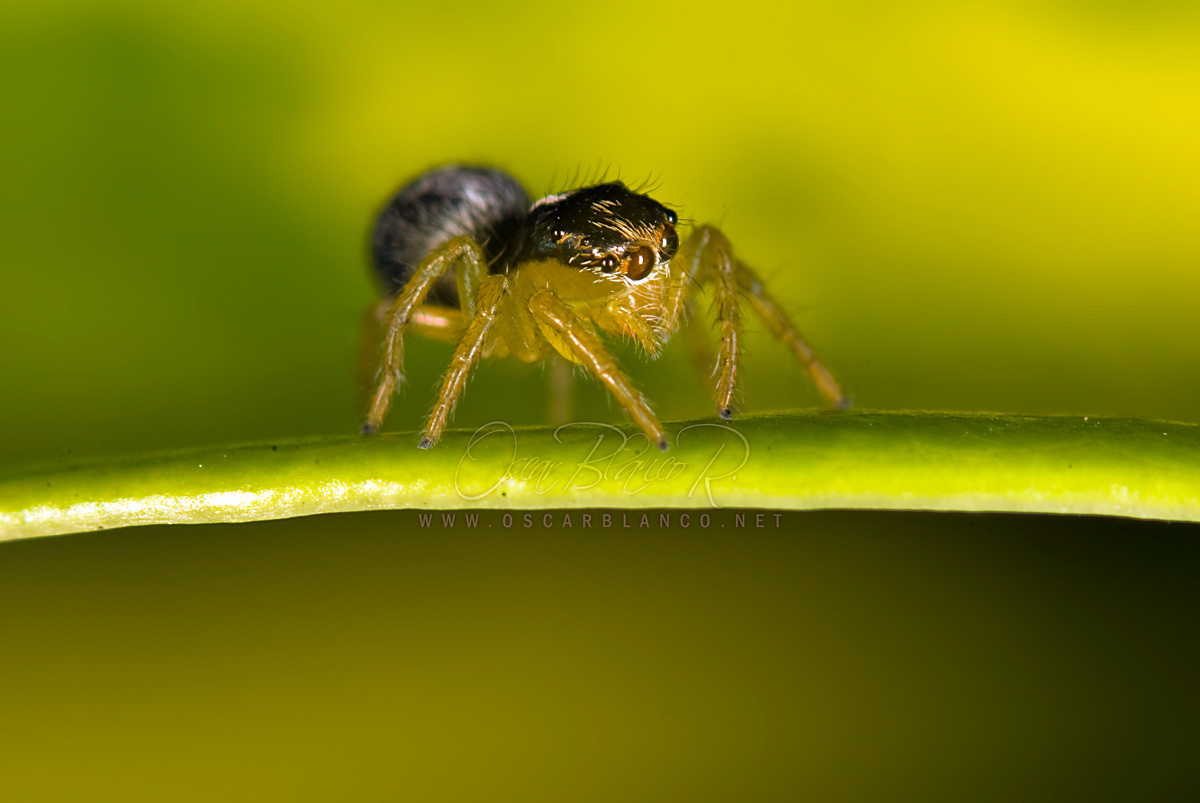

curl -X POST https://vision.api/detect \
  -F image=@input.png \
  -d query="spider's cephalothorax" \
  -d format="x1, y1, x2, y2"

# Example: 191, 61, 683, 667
522, 182, 680, 282
363, 165, 848, 450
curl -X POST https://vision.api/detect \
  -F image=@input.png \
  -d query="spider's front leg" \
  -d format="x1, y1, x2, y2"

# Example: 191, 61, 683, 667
529, 289, 667, 451
362, 235, 486, 434
664, 225, 848, 418
663, 226, 743, 419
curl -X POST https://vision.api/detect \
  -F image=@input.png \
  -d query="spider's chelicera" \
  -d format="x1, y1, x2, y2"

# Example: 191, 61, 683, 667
363, 165, 847, 450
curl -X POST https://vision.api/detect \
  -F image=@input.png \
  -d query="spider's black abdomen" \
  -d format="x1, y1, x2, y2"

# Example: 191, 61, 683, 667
370, 166, 530, 305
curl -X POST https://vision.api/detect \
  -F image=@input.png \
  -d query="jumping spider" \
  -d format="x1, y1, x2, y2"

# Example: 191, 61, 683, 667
363, 165, 848, 450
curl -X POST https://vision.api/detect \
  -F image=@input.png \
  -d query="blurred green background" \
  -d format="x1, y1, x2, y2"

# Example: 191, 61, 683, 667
2, 0, 1199, 799
3, 0, 1199, 464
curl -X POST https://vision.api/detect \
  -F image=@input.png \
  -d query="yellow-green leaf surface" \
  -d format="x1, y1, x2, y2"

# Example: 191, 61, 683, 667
3, 411, 1198, 541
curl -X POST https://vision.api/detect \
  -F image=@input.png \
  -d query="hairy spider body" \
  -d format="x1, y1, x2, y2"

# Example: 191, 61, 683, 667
371, 167, 529, 306
363, 165, 847, 450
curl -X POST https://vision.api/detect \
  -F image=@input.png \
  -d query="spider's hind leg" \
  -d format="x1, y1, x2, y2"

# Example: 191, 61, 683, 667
359, 302, 463, 410
363, 235, 486, 434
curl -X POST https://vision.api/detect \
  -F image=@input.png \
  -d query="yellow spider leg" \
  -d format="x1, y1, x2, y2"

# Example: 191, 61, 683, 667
685, 226, 742, 419
359, 303, 462, 405
529, 288, 667, 451
547, 354, 573, 428
363, 235, 485, 434
661, 226, 742, 417
419, 274, 508, 449
410, 305, 464, 340
683, 299, 717, 394
736, 265, 850, 408
660, 228, 709, 339
669, 225, 848, 416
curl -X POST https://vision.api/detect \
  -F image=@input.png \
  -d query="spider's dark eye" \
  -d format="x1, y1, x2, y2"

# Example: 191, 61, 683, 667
552, 228, 566, 240
600, 254, 619, 272
665, 209, 678, 224
579, 237, 592, 248
625, 246, 656, 281
660, 227, 679, 261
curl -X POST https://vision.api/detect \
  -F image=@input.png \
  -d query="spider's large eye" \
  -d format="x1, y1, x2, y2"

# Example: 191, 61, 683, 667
600, 254, 619, 272
660, 227, 679, 262
624, 246, 656, 281
665, 209, 678, 224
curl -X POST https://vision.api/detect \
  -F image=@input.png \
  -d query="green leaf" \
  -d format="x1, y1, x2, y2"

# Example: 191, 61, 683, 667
2, 411, 1199, 541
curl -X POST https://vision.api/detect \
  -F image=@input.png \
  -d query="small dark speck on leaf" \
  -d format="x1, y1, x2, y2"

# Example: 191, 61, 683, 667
271, 445, 277, 451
